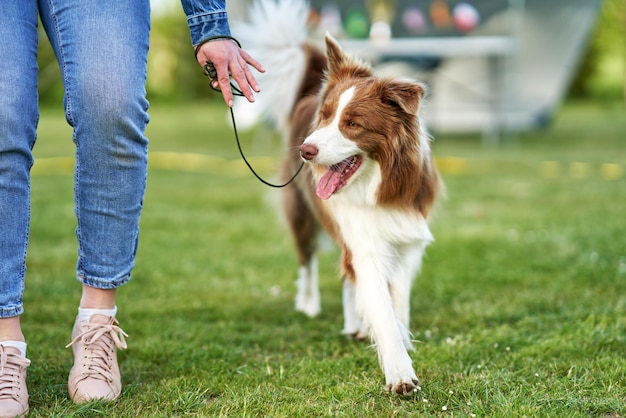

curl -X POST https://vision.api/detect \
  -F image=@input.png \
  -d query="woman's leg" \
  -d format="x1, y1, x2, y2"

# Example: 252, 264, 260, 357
0, 1, 39, 329
39, 0, 151, 403
0, 2, 39, 416
40, 0, 151, 291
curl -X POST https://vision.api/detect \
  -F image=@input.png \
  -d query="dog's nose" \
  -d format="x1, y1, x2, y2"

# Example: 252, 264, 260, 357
300, 143, 318, 161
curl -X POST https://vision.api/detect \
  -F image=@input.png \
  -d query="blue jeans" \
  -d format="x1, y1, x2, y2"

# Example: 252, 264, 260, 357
0, 0, 151, 318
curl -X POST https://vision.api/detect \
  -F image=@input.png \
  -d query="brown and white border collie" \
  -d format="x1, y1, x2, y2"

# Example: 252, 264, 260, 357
235, 0, 443, 394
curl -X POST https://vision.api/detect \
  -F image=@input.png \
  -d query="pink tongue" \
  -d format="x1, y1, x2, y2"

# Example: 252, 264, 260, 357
316, 168, 343, 200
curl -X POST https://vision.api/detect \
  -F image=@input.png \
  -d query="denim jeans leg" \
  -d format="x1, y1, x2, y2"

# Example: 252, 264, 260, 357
0, 2, 39, 318
40, 0, 151, 289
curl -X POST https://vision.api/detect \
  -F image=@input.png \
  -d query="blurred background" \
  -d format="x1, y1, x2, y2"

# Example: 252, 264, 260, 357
23, 4, 626, 415
36, 0, 624, 136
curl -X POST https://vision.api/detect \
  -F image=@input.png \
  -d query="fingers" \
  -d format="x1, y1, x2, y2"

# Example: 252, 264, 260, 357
196, 40, 265, 107
203, 50, 236, 107
217, 69, 235, 107
240, 49, 265, 74
228, 60, 259, 102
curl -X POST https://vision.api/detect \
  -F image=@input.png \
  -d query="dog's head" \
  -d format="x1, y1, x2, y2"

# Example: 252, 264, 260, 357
300, 35, 439, 215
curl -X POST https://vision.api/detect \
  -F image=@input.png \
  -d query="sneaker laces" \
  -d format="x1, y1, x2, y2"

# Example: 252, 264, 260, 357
0, 345, 30, 403
65, 319, 128, 383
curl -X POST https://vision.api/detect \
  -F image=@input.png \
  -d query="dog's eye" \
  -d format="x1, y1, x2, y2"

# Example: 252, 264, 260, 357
347, 120, 358, 128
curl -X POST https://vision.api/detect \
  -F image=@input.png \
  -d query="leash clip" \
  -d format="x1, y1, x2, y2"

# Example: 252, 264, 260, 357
202, 60, 244, 97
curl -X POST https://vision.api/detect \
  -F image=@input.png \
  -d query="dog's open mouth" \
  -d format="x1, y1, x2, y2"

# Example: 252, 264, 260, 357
316, 155, 363, 200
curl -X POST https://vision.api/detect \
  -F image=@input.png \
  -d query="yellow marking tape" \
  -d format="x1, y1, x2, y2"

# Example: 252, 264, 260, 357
434, 157, 468, 175
539, 161, 561, 179
538, 160, 623, 181
31, 154, 624, 181
31, 156, 74, 175
599, 163, 623, 180
148, 152, 277, 177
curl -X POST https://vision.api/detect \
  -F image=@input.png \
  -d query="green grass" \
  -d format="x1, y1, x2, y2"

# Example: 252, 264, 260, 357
24, 100, 626, 417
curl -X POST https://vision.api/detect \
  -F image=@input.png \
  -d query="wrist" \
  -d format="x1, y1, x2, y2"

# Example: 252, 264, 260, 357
194, 36, 242, 58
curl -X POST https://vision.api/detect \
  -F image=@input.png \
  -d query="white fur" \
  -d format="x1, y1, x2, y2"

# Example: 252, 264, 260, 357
328, 171, 432, 391
302, 88, 361, 166
232, 0, 310, 133
341, 279, 362, 335
294, 257, 321, 317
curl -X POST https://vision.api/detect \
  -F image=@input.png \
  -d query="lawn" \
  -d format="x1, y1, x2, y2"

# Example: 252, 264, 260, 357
24, 100, 626, 417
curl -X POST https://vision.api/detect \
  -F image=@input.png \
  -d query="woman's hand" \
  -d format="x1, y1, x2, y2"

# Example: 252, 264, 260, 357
196, 39, 265, 107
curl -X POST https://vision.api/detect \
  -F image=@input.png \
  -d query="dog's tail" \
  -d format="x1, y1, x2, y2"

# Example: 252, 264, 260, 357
232, 0, 312, 134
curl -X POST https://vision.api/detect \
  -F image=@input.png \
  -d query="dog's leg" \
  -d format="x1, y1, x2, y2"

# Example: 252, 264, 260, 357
341, 279, 366, 338
389, 243, 427, 349
352, 252, 419, 395
295, 256, 321, 317
282, 182, 321, 317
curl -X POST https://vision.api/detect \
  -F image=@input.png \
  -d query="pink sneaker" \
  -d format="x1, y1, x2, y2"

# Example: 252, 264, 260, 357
0, 345, 30, 418
66, 314, 128, 403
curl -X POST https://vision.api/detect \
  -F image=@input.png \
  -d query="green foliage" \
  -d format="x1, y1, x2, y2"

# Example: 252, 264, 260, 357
24, 101, 626, 416
37, 26, 64, 107
148, 12, 217, 103
569, 0, 625, 100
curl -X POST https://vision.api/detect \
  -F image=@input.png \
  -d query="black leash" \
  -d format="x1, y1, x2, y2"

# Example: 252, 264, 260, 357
202, 58, 304, 188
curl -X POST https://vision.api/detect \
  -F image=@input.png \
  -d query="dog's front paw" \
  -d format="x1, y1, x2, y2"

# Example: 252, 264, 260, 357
295, 274, 321, 317
295, 292, 320, 317
384, 364, 420, 396
386, 378, 420, 396
353, 329, 369, 340
346, 329, 368, 341
341, 324, 368, 340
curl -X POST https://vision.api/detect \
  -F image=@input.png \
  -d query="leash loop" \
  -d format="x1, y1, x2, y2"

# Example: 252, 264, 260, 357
202, 60, 304, 188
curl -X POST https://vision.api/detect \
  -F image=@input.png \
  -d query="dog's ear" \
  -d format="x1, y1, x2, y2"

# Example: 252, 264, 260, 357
381, 80, 427, 115
324, 33, 372, 79
324, 33, 345, 74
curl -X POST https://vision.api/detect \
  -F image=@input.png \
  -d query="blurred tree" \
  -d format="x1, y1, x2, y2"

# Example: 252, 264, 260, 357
569, 0, 625, 102
37, 26, 64, 107
148, 10, 219, 102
